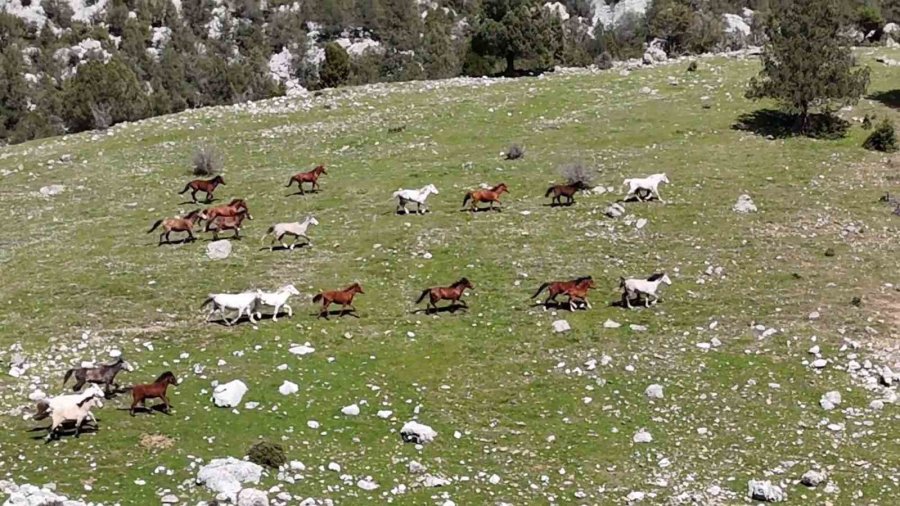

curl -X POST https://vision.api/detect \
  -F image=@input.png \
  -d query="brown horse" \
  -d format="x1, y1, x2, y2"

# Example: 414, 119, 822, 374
313, 283, 364, 319
129, 371, 178, 416
531, 276, 595, 309
201, 198, 252, 223
415, 278, 473, 313
62, 357, 132, 395
148, 209, 203, 245
462, 183, 509, 212
545, 181, 588, 206
563, 278, 597, 311
205, 208, 251, 240
286, 165, 328, 194
179, 175, 225, 203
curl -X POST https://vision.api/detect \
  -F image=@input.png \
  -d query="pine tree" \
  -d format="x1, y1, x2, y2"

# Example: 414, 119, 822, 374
421, 9, 459, 79
0, 45, 31, 141
61, 57, 147, 132
319, 42, 351, 88
471, 0, 555, 74
746, 0, 870, 133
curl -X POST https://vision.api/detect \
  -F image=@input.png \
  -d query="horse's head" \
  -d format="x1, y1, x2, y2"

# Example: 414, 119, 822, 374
307, 216, 320, 226
578, 277, 596, 289
427, 184, 439, 195
350, 283, 364, 294
84, 383, 106, 399
457, 277, 473, 290
661, 273, 672, 285
315, 165, 327, 175
659, 173, 669, 184
198, 210, 210, 221
494, 183, 509, 194
185, 209, 202, 221
213, 175, 225, 185
284, 284, 300, 296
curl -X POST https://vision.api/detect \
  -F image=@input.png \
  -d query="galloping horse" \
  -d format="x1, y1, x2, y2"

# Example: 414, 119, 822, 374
179, 175, 225, 203
393, 184, 439, 214
531, 276, 595, 309
147, 210, 203, 245
205, 208, 251, 240
200, 199, 251, 224
562, 277, 597, 311
63, 357, 133, 395
545, 181, 588, 206
261, 216, 318, 250
129, 371, 178, 416
313, 283, 364, 319
286, 165, 328, 194
415, 278, 473, 313
462, 183, 509, 212
620, 273, 672, 308
623, 173, 669, 202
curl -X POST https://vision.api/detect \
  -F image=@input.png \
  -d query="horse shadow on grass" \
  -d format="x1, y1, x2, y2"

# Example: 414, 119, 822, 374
207, 314, 257, 327
395, 209, 431, 216
460, 207, 503, 213
156, 237, 198, 247
314, 309, 360, 319
285, 189, 321, 197
259, 243, 311, 253
528, 301, 590, 312
178, 198, 217, 206
410, 304, 468, 315
118, 404, 171, 416
608, 298, 664, 309
28, 422, 99, 441
543, 201, 577, 208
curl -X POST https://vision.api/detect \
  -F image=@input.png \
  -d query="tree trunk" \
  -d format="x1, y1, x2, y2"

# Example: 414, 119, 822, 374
505, 53, 515, 75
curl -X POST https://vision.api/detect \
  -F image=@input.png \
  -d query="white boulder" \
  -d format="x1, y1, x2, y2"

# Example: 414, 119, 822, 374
748, 480, 786, 502
212, 380, 248, 408
206, 240, 232, 260
196, 457, 263, 502
733, 194, 757, 213
552, 320, 571, 333
400, 421, 437, 444
278, 381, 299, 396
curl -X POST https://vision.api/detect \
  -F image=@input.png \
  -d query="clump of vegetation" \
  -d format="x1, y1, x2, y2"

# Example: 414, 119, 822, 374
824, 247, 836, 257
851, 296, 863, 307
558, 162, 595, 188
504, 143, 525, 160
594, 51, 614, 70
863, 119, 898, 152
192, 145, 223, 176
746, 0, 870, 137
319, 42, 350, 88
247, 441, 287, 469
862, 114, 875, 130
687, 60, 698, 72
387, 125, 406, 134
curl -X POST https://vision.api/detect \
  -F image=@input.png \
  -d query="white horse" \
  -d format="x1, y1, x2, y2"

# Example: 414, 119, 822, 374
254, 284, 301, 322
201, 291, 260, 325
34, 384, 105, 441
392, 184, 439, 214
623, 173, 669, 202
620, 273, 672, 309
261, 216, 319, 250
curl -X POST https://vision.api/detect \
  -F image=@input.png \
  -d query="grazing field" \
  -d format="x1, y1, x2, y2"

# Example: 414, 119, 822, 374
2, 49, 900, 505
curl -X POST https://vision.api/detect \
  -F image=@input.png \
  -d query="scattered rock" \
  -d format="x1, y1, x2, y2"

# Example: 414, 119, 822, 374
632, 429, 652, 443
278, 381, 298, 395
236, 488, 269, 506
212, 380, 248, 408
356, 477, 379, 491
605, 202, 626, 218
800, 470, 827, 488
206, 240, 232, 260
39, 184, 65, 197
820, 391, 841, 411
810, 359, 827, 369
341, 404, 360, 416
603, 319, 621, 329
748, 480, 785, 502
196, 457, 263, 502
552, 320, 571, 333
733, 194, 757, 213
644, 384, 664, 399
400, 421, 437, 444
288, 344, 315, 355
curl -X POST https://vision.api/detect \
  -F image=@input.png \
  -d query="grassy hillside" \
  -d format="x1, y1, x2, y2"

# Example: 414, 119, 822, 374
1, 49, 900, 505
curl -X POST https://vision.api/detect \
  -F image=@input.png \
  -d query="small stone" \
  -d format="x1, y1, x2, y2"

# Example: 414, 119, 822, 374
341, 404, 360, 416
488, 474, 501, 485
603, 319, 621, 329
733, 194, 757, 213
801, 470, 827, 488
400, 421, 437, 444
377, 410, 393, 419
39, 184, 65, 197
632, 429, 652, 443
811, 359, 827, 369
644, 384, 664, 399
552, 320, 571, 333
206, 240, 232, 260
748, 480, 786, 502
278, 381, 298, 396
808, 311, 820, 320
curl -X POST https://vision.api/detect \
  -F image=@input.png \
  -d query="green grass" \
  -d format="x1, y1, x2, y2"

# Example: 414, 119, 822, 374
2, 49, 900, 505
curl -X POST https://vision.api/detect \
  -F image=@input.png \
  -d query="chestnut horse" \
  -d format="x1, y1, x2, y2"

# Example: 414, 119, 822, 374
179, 175, 225, 203
201, 198, 252, 223
286, 165, 328, 194
205, 208, 250, 240
545, 181, 588, 206
129, 371, 178, 416
415, 278, 473, 313
531, 276, 594, 308
462, 183, 509, 212
148, 210, 202, 245
563, 277, 597, 311
313, 282, 364, 319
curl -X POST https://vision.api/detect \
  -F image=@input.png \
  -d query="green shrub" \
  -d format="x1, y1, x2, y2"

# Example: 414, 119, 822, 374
863, 119, 898, 152
61, 57, 147, 132
319, 42, 350, 88
42, 0, 74, 28
687, 60, 698, 72
594, 51, 613, 70
247, 441, 286, 469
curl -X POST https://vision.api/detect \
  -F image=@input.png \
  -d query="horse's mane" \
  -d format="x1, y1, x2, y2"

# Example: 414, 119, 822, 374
345, 282, 362, 291
574, 275, 593, 283
454, 277, 470, 287
154, 371, 176, 383
647, 272, 665, 281
491, 183, 507, 191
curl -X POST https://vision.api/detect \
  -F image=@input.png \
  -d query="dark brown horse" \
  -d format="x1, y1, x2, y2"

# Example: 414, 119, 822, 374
415, 277, 473, 313
286, 165, 328, 194
531, 276, 594, 308
205, 208, 251, 240
63, 357, 132, 395
179, 175, 225, 203
129, 371, 178, 416
462, 183, 509, 212
201, 198, 252, 223
545, 181, 588, 206
313, 282, 364, 319
148, 209, 203, 245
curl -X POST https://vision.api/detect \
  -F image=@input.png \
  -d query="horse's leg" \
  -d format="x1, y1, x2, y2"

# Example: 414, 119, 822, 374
190, 189, 198, 203
206, 190, 213, 202
623, 292, 632, 309
130, 396, 140, 416
272, 304, 280, 322
73, 378, 85, 392
318, 301, 329, 319
161, 394, 172, 414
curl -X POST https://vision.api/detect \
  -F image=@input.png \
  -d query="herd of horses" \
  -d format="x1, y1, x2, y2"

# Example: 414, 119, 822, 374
31, 163, 673, 441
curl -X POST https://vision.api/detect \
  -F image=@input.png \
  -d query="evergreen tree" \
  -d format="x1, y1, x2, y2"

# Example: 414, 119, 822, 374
746, 0, 870, 133
421, 9, 459, 79
319, 42, 350, 87
471, 0, 555, 74
0, 46, 31, 141
61, 57, 147, 131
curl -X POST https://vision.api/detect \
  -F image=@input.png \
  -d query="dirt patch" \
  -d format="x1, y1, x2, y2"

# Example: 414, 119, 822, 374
139, 433, 175, 450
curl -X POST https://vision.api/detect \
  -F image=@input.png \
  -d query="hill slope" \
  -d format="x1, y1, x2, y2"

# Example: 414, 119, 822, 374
1, 50, 900, 505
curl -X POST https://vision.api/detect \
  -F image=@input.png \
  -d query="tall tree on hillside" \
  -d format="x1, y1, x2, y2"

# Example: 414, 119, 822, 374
421, 9, 460, 79
471, 0, 556, 74
746, 0, 870, 133
62, 57, 147, 131
0, 46, 30, 141
319, 42, 351, 88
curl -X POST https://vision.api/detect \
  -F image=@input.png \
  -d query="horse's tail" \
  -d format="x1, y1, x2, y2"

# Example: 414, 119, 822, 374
200, 296, 214, 308
312, 294, 323, 304
544, 186, 555, 197
619, 277, 626, 288
147, 219, 163, 233
285, 177, 295, 188
462, 192, 472, 207
530, 282, 550, 299
33, 401, 50, 421
62, 368, 75, 387
392, 190, 401, 199
260, 226, 274, 244
415, 289, 430, 304
178, 182, 191, 194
